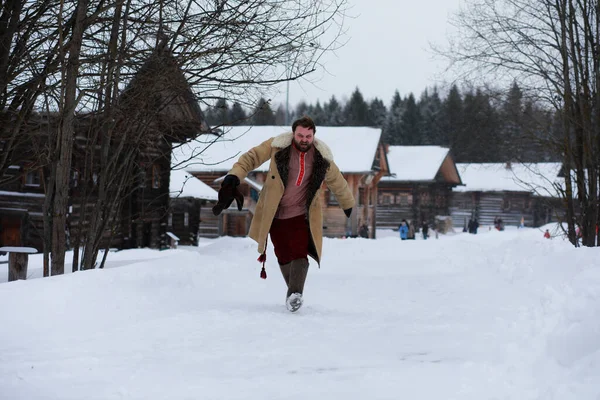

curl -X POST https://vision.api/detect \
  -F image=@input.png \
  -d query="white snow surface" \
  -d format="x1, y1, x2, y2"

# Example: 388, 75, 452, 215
169, 169, 218, 200
1, 226, 599, 400
381, 146, 450, 181
455, 163, 563, 196
172, 125, 382, 174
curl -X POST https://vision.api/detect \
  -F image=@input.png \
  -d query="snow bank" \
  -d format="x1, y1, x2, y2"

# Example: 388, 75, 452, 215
0, 226, 598, 400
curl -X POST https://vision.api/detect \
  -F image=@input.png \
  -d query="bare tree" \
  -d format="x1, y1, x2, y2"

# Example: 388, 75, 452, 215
1, 0, 348, 275
0, 0, 62, 181
45, 0, 350, 273
438, 0, 599, 246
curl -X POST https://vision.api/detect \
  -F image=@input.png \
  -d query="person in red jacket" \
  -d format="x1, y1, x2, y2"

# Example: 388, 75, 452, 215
543, 229, 551, 239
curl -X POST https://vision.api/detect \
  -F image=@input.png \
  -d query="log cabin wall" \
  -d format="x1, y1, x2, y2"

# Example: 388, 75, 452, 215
121, 147, 171, 249
198, 203, 220, 238
0, 165, 47, 251
168, 197, 203, 246
376, 182, 454, 230
449, 191, 564, 229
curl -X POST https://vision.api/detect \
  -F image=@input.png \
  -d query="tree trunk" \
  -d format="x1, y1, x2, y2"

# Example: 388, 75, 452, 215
8, 253, 28, 281
71, 244, 80, 273
50, 0, 89, 275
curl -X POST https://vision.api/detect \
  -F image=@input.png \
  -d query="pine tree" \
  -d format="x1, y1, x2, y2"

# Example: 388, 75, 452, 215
383, 91, 404, 145
274, 105, 286, 125
294, 101, 309, 121
311, 101, 326, 125
229, 102, 248, 125
215, 98, 229, 126
344, 87, 369, 126
367, 98, 387, 127
323, 96, 344, 126
462, 89, 501, 162
204, 98, 229, 127
418, 87, 443, 145
401, 93, 422, 145
251, 98, 276, 125
500, 81, 523, 161
441, 84, 465, 160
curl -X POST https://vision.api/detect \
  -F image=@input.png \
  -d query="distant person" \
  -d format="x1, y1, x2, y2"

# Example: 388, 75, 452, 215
544, 229, 551, 239
422, 222, 429, 240
468, 218, 479, 234
496, 218, 504, 231
519, 216, 525, 228
399, 219, 409, 240
408, 220, 416, 240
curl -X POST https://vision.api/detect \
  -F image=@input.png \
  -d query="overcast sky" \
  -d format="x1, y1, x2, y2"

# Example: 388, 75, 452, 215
269, 0, 464, 110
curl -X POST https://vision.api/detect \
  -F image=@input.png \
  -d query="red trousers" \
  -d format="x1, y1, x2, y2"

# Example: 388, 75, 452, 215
269, 214, 309, 265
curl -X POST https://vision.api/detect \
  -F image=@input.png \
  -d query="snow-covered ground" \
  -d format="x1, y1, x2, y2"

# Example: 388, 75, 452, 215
1, 225, 599, 400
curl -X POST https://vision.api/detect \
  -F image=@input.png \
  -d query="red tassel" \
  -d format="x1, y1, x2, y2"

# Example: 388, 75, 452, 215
257, 252, 267, 279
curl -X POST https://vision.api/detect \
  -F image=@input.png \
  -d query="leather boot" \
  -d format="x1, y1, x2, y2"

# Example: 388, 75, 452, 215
287, 258, 309, 298
279, 262, 291, 287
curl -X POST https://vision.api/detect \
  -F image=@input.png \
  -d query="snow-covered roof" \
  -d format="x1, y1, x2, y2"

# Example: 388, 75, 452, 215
169, 169, 218, 200
454, 163, 563, 196
380, 146, 450, 181
171, 126, 382, 173
166, 232, 180, 241
0, 190, 45, 198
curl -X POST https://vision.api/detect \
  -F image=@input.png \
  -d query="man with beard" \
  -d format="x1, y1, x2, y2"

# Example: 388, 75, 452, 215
212, 116, 355, 312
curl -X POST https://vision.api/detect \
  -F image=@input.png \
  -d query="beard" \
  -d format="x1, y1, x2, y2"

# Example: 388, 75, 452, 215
293, 138, 312, 152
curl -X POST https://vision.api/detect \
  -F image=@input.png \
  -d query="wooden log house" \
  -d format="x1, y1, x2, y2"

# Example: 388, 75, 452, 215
450, 163, 564, 229
377, 146, 463, 230
172, 126, 390, 239
0, 49, 209, 252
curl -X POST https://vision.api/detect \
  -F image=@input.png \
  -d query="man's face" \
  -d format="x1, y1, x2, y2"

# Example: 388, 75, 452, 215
293, 125, 315, 152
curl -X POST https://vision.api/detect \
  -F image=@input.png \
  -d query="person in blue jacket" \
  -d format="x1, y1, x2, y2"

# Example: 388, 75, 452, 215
399, 219, 409, 240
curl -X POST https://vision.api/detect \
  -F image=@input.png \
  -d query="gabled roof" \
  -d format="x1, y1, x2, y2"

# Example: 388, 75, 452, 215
169, 169, 218, 200
120, 45, 208, 137
171, 126, 383, 173
454, 163, 563, 196
380, 146, 461, 184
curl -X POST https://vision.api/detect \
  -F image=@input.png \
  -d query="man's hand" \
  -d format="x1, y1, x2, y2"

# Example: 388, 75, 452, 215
344, 208, 352, 218
212, 175, 244, 216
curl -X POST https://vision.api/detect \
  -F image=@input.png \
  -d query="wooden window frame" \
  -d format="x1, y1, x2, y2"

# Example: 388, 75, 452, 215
23, 167, 42, 188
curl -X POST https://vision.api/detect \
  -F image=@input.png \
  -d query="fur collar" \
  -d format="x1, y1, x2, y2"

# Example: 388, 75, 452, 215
271, 132, 334, 162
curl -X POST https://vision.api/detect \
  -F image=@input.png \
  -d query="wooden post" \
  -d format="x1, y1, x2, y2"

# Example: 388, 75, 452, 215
1, 247, 37, 282
8, 253, 28, 281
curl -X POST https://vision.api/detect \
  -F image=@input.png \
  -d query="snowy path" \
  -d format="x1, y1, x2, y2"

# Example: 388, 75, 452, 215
0, 229, 598, 399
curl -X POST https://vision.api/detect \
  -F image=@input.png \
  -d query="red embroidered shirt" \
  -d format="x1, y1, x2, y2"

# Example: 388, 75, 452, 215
275, 145, 315, 219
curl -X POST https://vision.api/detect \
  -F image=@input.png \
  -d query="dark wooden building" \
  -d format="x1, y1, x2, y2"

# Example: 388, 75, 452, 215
0, 50, 208, 252
377, 146, 463, 230
168, 169, 218, 245
450, 163, 564, 229
172, 126, 390, 239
